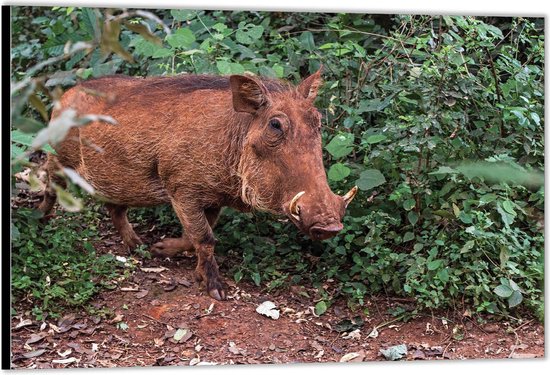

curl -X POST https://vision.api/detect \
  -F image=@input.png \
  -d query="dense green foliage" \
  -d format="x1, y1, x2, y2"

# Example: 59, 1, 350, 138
11, 7, 544, 320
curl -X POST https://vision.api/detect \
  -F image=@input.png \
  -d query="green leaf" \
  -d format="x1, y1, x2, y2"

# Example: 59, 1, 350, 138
11, 129, 36, 147
171, 9, 196, 22
152, 48, 173, 58
299, 31, 315, 51
366, 134, 387, 144
494, 284, 513, 298
508, 290, 523, 308
427, 259, 442, 270
530, 112, 541, 125
325, 133, 354, 158
357, 94, 396, 113
328, 163, 351, 182
247, 25, 264, 40
251, 272, 261, 286
403, 232, 415, 242
407, 211, 419, 226
63, 168, 96, 194
458, 212, 473, 224
432, 209, 455, 219
403, 199, 416, 211
499, 246, 509, 268
496, 203, 515, 227
437, 268, 449, 283
130, 36, 162, 57
479, 193, 498, 204
502, 200, 517, 216
460, 240, 475, 254
166, 28, 196, 49
236, 25, 264, 44
80, 7, 100, 40
314, 301, 327, 316
234, 270, 243, 283
356, 169, 386, 191
13, 117, 45, 133
216, 61, 244, 75
53, 184, 83, 212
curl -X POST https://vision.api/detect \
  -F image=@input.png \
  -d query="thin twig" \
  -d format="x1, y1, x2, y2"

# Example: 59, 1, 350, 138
143, 314, 168, 325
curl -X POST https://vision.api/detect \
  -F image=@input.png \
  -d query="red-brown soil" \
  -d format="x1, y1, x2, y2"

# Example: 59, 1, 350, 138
9, 176, 545, 369
10, 235, 544, 369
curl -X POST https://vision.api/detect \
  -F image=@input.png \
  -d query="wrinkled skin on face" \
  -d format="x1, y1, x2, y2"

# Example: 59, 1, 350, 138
231, 69, 357, 240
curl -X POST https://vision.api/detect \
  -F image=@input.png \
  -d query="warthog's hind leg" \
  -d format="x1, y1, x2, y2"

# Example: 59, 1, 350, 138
105, 203, 143, 251
38, 154, 65, 219
151, 207, 221, 258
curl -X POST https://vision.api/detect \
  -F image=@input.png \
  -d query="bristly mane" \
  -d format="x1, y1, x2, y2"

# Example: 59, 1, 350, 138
80, 74, 294, 95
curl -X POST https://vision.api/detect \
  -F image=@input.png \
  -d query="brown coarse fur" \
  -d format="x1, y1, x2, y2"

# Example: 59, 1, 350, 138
39, 70, 354, 300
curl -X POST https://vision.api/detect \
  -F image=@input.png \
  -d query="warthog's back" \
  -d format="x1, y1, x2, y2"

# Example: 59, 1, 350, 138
55, 75, 249, 207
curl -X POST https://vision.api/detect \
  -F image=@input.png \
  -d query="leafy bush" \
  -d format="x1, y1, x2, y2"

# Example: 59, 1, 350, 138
10, 8, 544, 320
11, 205, 133, 319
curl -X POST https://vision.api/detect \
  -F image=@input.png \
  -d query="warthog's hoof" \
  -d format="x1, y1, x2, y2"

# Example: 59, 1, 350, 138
206, 278, 227, 301
124, 235, 143, 252
195, 269, 227, 301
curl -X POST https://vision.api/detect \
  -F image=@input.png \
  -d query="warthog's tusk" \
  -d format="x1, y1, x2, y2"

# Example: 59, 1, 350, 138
343, 186, 358, 207
289, 191, 305, 221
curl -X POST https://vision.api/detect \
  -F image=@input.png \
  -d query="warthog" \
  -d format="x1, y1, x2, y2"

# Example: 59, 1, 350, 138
39, 69, 358, 300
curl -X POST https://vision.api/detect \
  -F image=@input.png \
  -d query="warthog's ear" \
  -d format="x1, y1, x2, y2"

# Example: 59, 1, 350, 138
230, 75, 269, 114
297, 66, 323, 101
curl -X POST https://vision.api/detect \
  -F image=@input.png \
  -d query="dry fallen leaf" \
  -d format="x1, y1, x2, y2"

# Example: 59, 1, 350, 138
342, 329, 361, 340
140, 266, 167, 273
57, 349, 72, 357
177, 277, 192, 287
110, 314, 124, 324
25, 332, 48, 345
15, 318, 33, 330
510, 353, 538, 359
135, 290, 149, 299
23, 349, 46, 359
412, 349, 426, 360
189, 357, 200, 366
380, 344, 408, 361
340, 350, 365, 362
367, 326, 379, 338
228, 341, 246, 355
52, 357, 77, 364
58, 314, 76, 328
173, 328, 193, 343
256, 301, 280, 320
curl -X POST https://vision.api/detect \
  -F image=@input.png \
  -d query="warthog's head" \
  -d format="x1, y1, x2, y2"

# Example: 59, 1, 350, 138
231, 69, 357, 241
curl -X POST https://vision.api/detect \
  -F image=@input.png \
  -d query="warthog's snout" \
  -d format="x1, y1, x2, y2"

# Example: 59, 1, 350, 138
309, 222, 344, 240
284, 186, 357, 241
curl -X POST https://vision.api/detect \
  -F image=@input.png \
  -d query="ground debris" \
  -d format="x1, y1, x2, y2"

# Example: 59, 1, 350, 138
380, 344, 408, 361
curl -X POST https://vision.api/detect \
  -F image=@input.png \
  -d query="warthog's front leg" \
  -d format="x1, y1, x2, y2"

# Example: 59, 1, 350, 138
168, 199, 227, 300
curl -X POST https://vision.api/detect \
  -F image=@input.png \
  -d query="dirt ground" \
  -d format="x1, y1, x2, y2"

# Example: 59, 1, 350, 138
9, 177, 545, 369
10, 232, 545, 369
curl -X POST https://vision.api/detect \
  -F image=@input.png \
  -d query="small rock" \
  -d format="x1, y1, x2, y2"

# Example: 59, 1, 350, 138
412, 349, 426, 360
483, 323, 500, 333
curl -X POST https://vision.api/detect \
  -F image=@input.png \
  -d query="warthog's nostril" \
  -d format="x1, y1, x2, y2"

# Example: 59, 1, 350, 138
309, 223, 344, 241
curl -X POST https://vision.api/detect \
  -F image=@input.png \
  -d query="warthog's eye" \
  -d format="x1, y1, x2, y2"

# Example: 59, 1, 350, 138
269, 119, 282, 132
